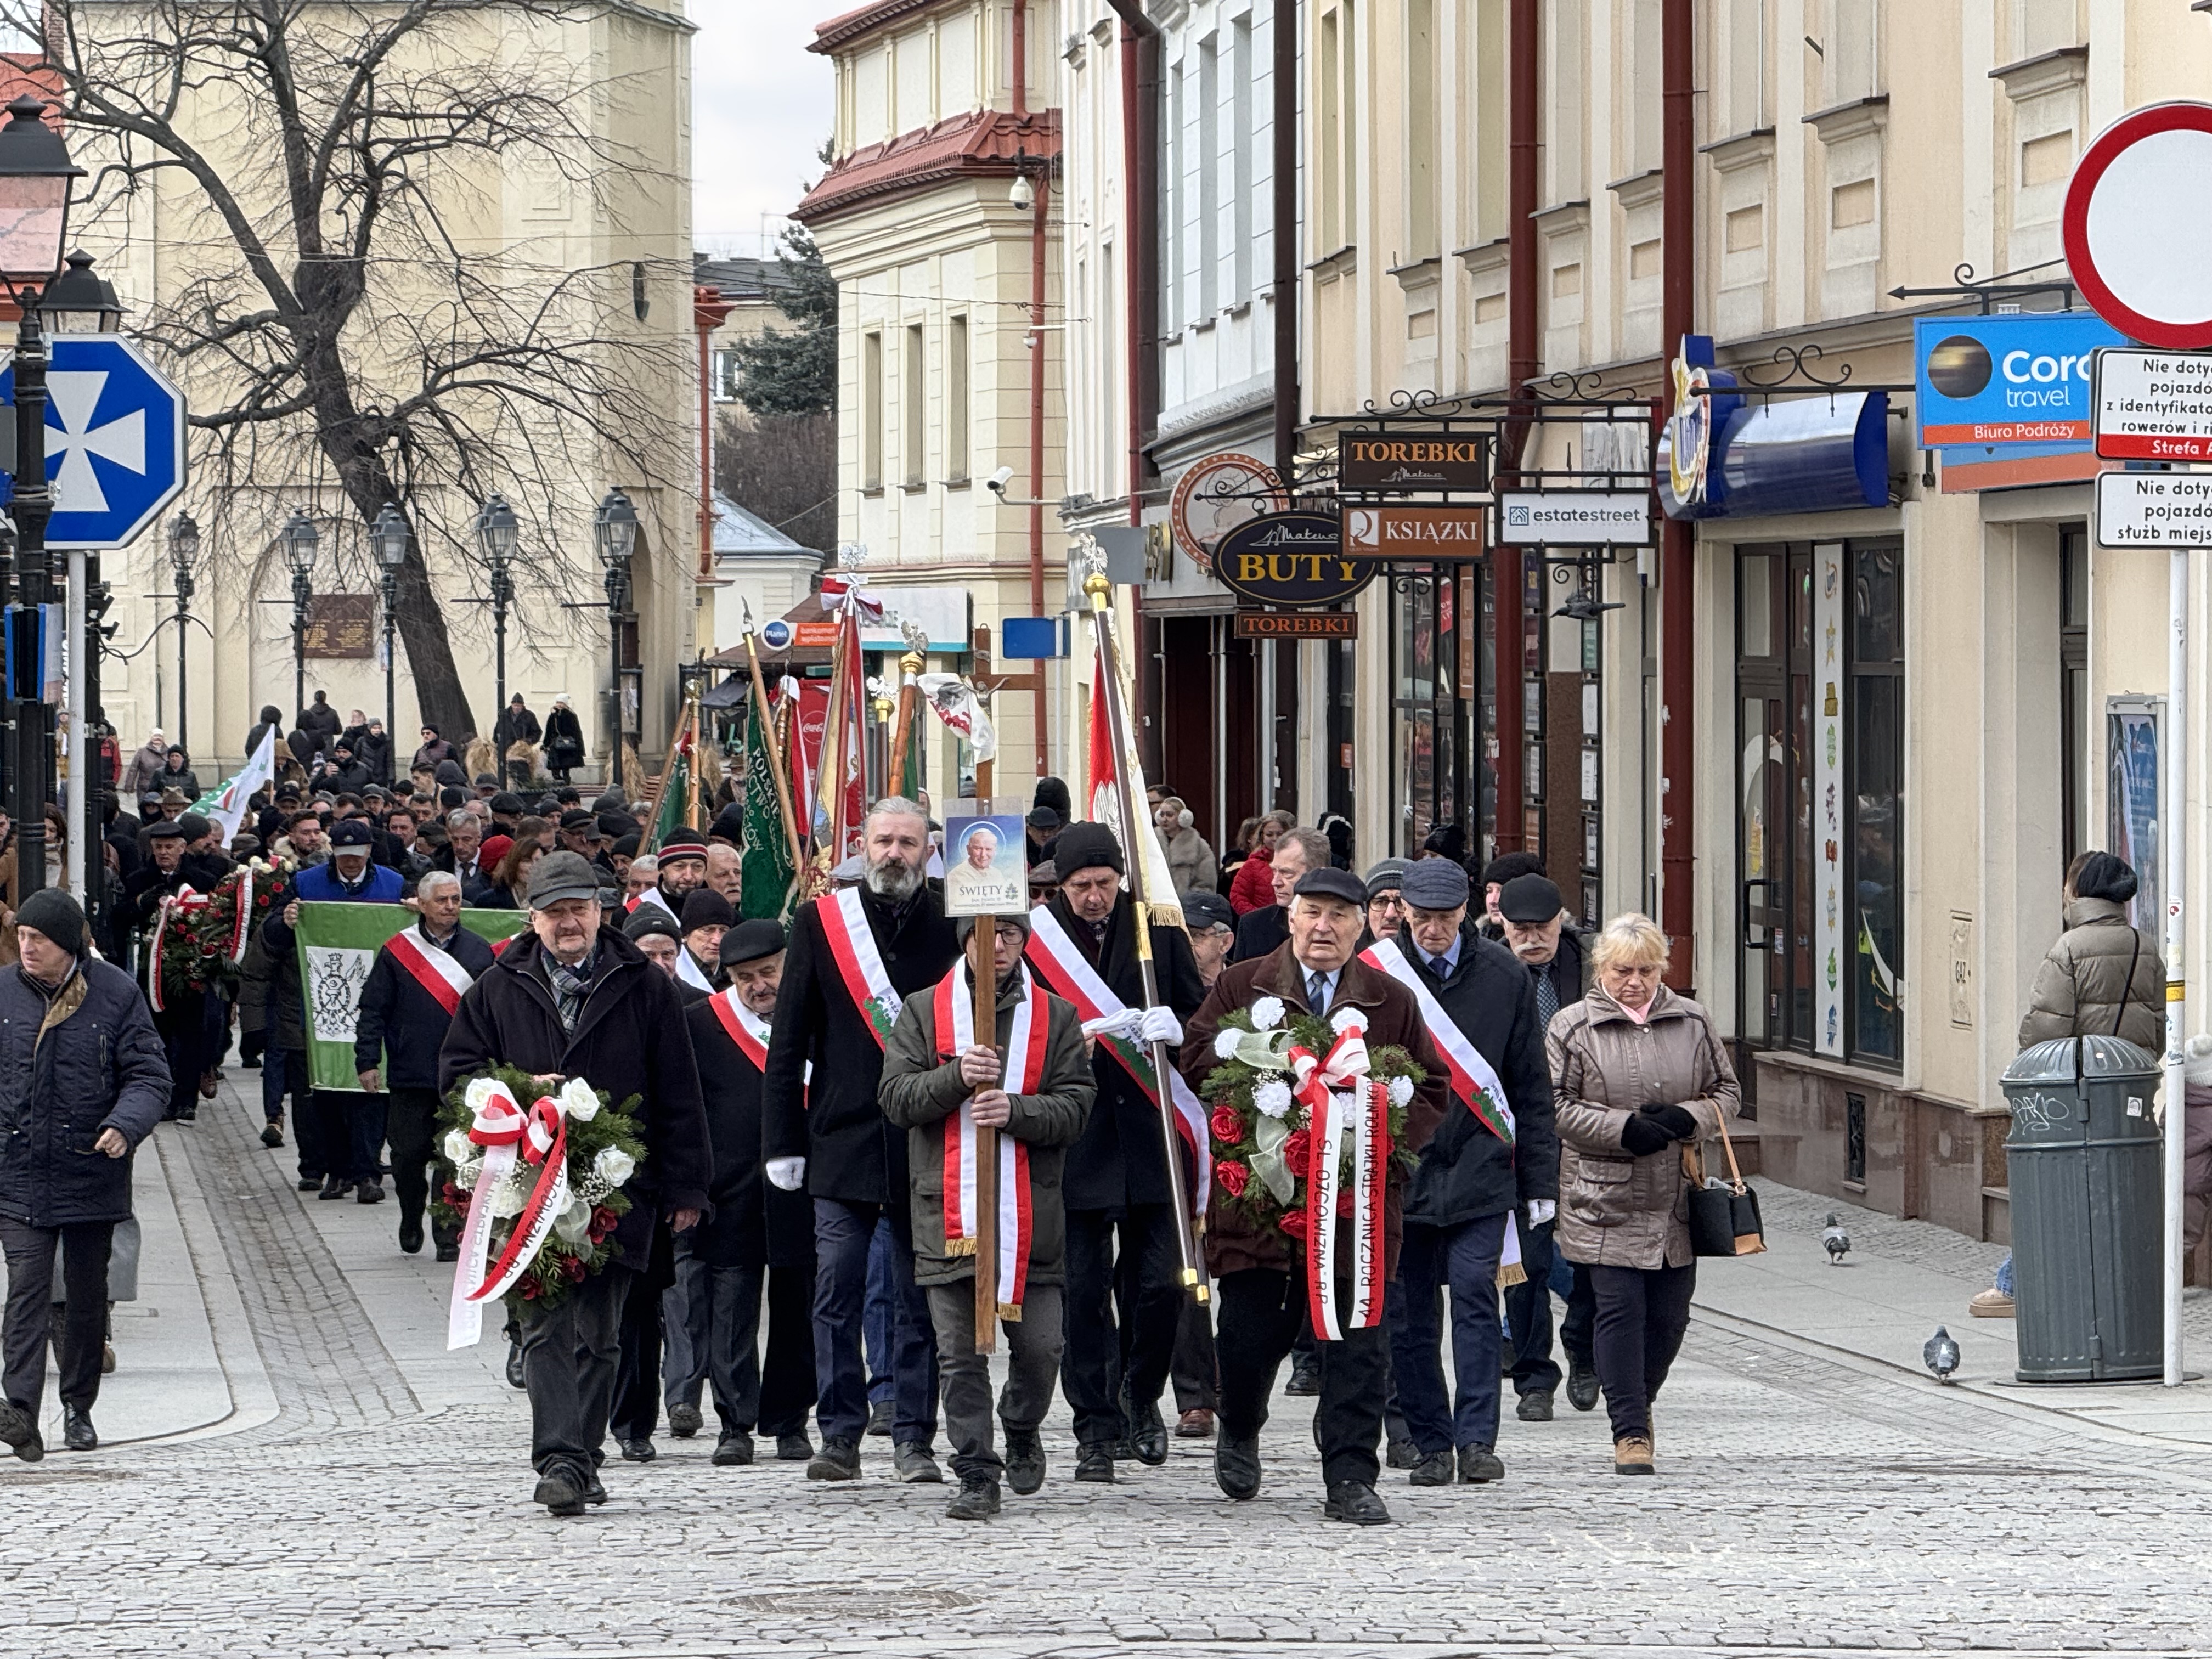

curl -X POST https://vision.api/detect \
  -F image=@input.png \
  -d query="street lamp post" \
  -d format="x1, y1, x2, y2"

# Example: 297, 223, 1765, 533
475, 492, 518, 739
594, 487, 637, 769
0, 94, 86, 902
371, 503, 409, 770
280, 509, 317, 728
165, 512, 198, 756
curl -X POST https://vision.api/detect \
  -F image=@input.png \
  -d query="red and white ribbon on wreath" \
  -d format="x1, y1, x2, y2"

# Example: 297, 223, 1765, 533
446, 1081, 571, 1350
1286, 1025, 1388, 1342
145, 887, 205, 1013
224, 867, 255, 963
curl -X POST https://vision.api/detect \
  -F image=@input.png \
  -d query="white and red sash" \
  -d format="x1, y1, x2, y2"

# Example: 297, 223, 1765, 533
386, 926, 476, 1015
709, 985, 771, 1070
933, 961, 1051, 1320
635, 887, 675, 918
676, 949, 716, 994
1357, 936, 1525, 1285
817, 887, 902, 1047
1286, 1026, 1389, 1340
1024, 905, 1210, 1216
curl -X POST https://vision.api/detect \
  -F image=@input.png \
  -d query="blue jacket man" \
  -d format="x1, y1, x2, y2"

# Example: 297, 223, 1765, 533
262, 817, 404, 1199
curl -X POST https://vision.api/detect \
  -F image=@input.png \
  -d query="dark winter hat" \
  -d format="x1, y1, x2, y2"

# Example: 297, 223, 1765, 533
14, 887, 86, 957
438, 787, 466, 810
1291, 867, 1368, 909
1363, 857, 1412, 900
2073, 851, 2140, 905
433, 759, 469, 786
1498, 872, 1566, 924
679, 889, 735, 932
1053, 821, 1123, 881
489, 792, 526, 816
558, 809, 597, 834
591, 791, 628, 815
1401, 859, 1471, 912
1183, 891, 1235, 933
611, 833, 641, 859
1032, 776, 1073, 820
473, 772, 499, 790
955, 910, 1034, 945
329, 818, 374, 850
527, 850, 602, 909
657, 833, 708, 866
146, 819, 186, 840
1479, 850, 1545, 891
720, 918, 786, 967
176, 813, 212, 843
596, 812, 633, 842
1025, 806, 1063, 833
1026, 859, 1059, 887
623, 906, 682, 945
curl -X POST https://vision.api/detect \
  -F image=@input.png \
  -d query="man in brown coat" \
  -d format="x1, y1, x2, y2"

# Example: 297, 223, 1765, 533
1181, 867, 1447, 1526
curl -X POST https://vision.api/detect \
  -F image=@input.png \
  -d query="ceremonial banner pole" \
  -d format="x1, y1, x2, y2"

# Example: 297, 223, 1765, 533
1083, 571, 1211, 1307
969, 916, 1000, 1355
683, 676, 702, 831
889, 647, 922, 797
742, 602, 806, 869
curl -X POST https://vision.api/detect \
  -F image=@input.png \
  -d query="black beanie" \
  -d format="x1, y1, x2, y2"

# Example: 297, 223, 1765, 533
1052, 821, 1124, 881
2073, 851, 2140, 905
15, 888, 86, 958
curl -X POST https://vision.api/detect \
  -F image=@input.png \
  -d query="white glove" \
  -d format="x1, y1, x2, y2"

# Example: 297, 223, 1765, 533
1081, 1009, 1143, 1041
1526, 1199, 1557, 1228
764, 1157, 806, 1192
1137, 1005, 1184, 1046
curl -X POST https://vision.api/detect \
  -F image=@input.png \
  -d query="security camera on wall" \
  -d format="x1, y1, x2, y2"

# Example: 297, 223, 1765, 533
986, 466, 1015, 496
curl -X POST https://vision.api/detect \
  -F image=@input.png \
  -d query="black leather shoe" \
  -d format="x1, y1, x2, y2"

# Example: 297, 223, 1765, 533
617, 1437, 655, 1463
1458, 1444, 1505, 1483
1073, 1442, 1117, 1483
1386, 1437, 1421, 1470
712, 1432, 754, 1466
1408, 1449, 1454, 1487
356, 1180, 385, 1205
806, 1437, 861, 1480
1003, 1426, 1046, 1494
892, 1441, 942, 1483
318, 1173, 348, 1200
1131, 1400, 1169, 1466
1324, 1480, 1392, 1525
297, 1176, 323, 1193
865, 1398, 893, 1437
0, 1401, 42, 1462
1566, 1358, 1600, 1412
945, 1476, 1001, 1520
1284, 1358, 1322, 1396
533, 1471, 585, 1517
1214, 1435, 1261, 1500
435, 1242, 460, 1263
775, 1431, 813, 1462
504, 1339, 527, 1391
61, 1406, 97, 1452
261, 1122, 285, 1149
582, 1472, 607, 1505
398, 1217, 424, 1255
1516, 1390, 1554, 1422
667, 1403, 703, 1438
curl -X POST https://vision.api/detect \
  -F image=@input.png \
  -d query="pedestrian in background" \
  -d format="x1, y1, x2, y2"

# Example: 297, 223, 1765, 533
0, 891, 169, 1459
1227, 810, 1292, 916
1155, 795, 1216, 895
1548, 913, 1739, 1477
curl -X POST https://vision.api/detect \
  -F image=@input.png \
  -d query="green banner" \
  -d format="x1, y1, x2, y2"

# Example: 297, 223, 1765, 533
292, 902, 529, 1092
740, 689, 795, 921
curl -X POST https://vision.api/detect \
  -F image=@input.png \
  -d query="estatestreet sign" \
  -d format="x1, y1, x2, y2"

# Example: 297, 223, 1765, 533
2095, 470, 2212, 548
1341, 505, 1487, 561
1336, 432, 1488, 491
1497, 490, 1652, 545
2093, 348, 2212, 461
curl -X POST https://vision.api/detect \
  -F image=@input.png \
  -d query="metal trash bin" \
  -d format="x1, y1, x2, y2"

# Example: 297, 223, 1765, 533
2000, 1035, 2164, 1383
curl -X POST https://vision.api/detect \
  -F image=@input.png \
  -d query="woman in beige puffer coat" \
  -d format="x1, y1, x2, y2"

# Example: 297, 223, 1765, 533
2017, 850, 2163, 1053
1547, 912, 1739, 1477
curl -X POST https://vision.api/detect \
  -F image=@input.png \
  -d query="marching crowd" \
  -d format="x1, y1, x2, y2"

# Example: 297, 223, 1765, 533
0, 690, 1750, 1527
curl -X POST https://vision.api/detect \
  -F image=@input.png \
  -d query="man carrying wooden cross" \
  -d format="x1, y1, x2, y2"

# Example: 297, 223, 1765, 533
879, 910, 1094, 1520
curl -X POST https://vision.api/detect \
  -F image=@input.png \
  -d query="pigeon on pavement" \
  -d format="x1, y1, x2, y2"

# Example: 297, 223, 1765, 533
1924, 1325, 1961, 1383
1822, 1213, 1851, 1266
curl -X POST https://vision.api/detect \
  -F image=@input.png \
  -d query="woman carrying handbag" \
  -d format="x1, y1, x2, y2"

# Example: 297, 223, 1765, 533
1547, 913, 1741, 1477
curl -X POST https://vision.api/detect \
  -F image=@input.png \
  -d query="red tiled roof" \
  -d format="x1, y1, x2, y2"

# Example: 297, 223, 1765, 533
793, 108, 1060, 225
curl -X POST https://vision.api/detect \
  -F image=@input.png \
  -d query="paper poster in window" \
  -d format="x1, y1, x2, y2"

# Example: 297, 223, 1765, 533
1813, 542, 1845, 1058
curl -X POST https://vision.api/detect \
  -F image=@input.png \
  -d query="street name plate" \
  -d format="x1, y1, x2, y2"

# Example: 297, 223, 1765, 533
2094, 469, 2212, 547
1497, 490, 1654, 545
2092, 348, 2212, 461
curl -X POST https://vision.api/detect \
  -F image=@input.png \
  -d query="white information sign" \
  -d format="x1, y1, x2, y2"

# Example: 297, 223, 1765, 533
2095, 469, 2212, 548
2092, 348, 2212, 461
1497, 490, 1652, 545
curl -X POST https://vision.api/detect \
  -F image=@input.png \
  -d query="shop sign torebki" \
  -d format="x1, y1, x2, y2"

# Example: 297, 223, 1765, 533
1213, 512, 1379, 607
1337, 432, 1488, 491
2092, 348, 2212, 461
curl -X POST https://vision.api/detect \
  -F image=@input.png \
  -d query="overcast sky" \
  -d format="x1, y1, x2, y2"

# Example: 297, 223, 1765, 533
692, 0, 838, 257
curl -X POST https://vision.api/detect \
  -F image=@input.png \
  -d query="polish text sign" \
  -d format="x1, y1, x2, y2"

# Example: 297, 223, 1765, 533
2095, 469, 2212, 549
2092, 348, 2212, 461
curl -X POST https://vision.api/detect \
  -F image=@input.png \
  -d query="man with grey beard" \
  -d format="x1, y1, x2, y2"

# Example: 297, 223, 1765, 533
761, 799, 960, 1484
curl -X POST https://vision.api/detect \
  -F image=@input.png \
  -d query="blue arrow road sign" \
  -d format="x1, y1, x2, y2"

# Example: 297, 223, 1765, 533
0, 335, 187, 550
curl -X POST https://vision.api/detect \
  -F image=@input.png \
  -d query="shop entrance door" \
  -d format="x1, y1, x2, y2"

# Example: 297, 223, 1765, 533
1734, 546, 1813, 1082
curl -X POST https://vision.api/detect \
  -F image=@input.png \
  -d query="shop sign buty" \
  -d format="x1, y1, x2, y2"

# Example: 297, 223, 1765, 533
2092, 348, 2212, 461
1341, 505, 1487, 561
2094, 470, 2212, 548
1337, 432, 1488, 491
1212, 512, 1379, 607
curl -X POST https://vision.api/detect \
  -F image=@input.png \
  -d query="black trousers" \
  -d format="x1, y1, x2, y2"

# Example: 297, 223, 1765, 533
1588, 1261, 1696, 1442
154, 1005, 203, 1121
520, 1263, 633, 1479
1, 1218, 111, 1418
1170, 1295, 1217, 1413
699, 1262, 817, 1438
1215, 1268, 1389, 1490
1062, 1204, 1182, 1449
386, 1087, 453, 1241
610, 1260, 666, 1445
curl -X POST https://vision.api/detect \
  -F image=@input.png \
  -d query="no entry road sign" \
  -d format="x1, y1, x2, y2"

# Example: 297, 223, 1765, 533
2065, 103, 2212, 351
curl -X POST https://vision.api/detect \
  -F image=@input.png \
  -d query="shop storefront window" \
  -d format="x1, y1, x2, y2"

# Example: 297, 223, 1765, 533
1392, 567, 1466, 855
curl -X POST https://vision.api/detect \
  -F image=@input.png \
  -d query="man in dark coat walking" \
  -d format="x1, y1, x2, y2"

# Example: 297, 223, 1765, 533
761, 797, 959, 1484
438, 851, 713, 1517
1181, 867, 1448, 1526
1024, 821, 1204, 1480
122, 820, 211, 1125
0, 891, 168, 1459
353, 870, 495, 1260
1378, 858, 1559, 1485
676, 920, 817, 1466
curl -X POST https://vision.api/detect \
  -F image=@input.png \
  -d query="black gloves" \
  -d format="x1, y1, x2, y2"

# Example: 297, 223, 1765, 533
1639, 1102, 1700, 1142
1619, 1114, 1674, 1158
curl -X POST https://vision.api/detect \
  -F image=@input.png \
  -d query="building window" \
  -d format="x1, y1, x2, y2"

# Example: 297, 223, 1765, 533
1167, 55, 1186, 324
1406, 0, 1439, 261
1724, 0, 1768, 134
902, 322, 926, 488
1628, 0, 1661, 173
710, 346, 742, 404
1199, 33, 1220, 317
861, 330, 883, 490
1318, 7, 1342, 251
1549, 0, 1584, 201
1826, 0, 1879, 103
1232, 15, 1254, 301
1390, 566, 1468, 855
946, 314, 970, 483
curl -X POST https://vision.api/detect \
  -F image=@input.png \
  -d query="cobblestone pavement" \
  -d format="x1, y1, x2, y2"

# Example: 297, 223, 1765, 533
7, 1093, 2212, 1658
